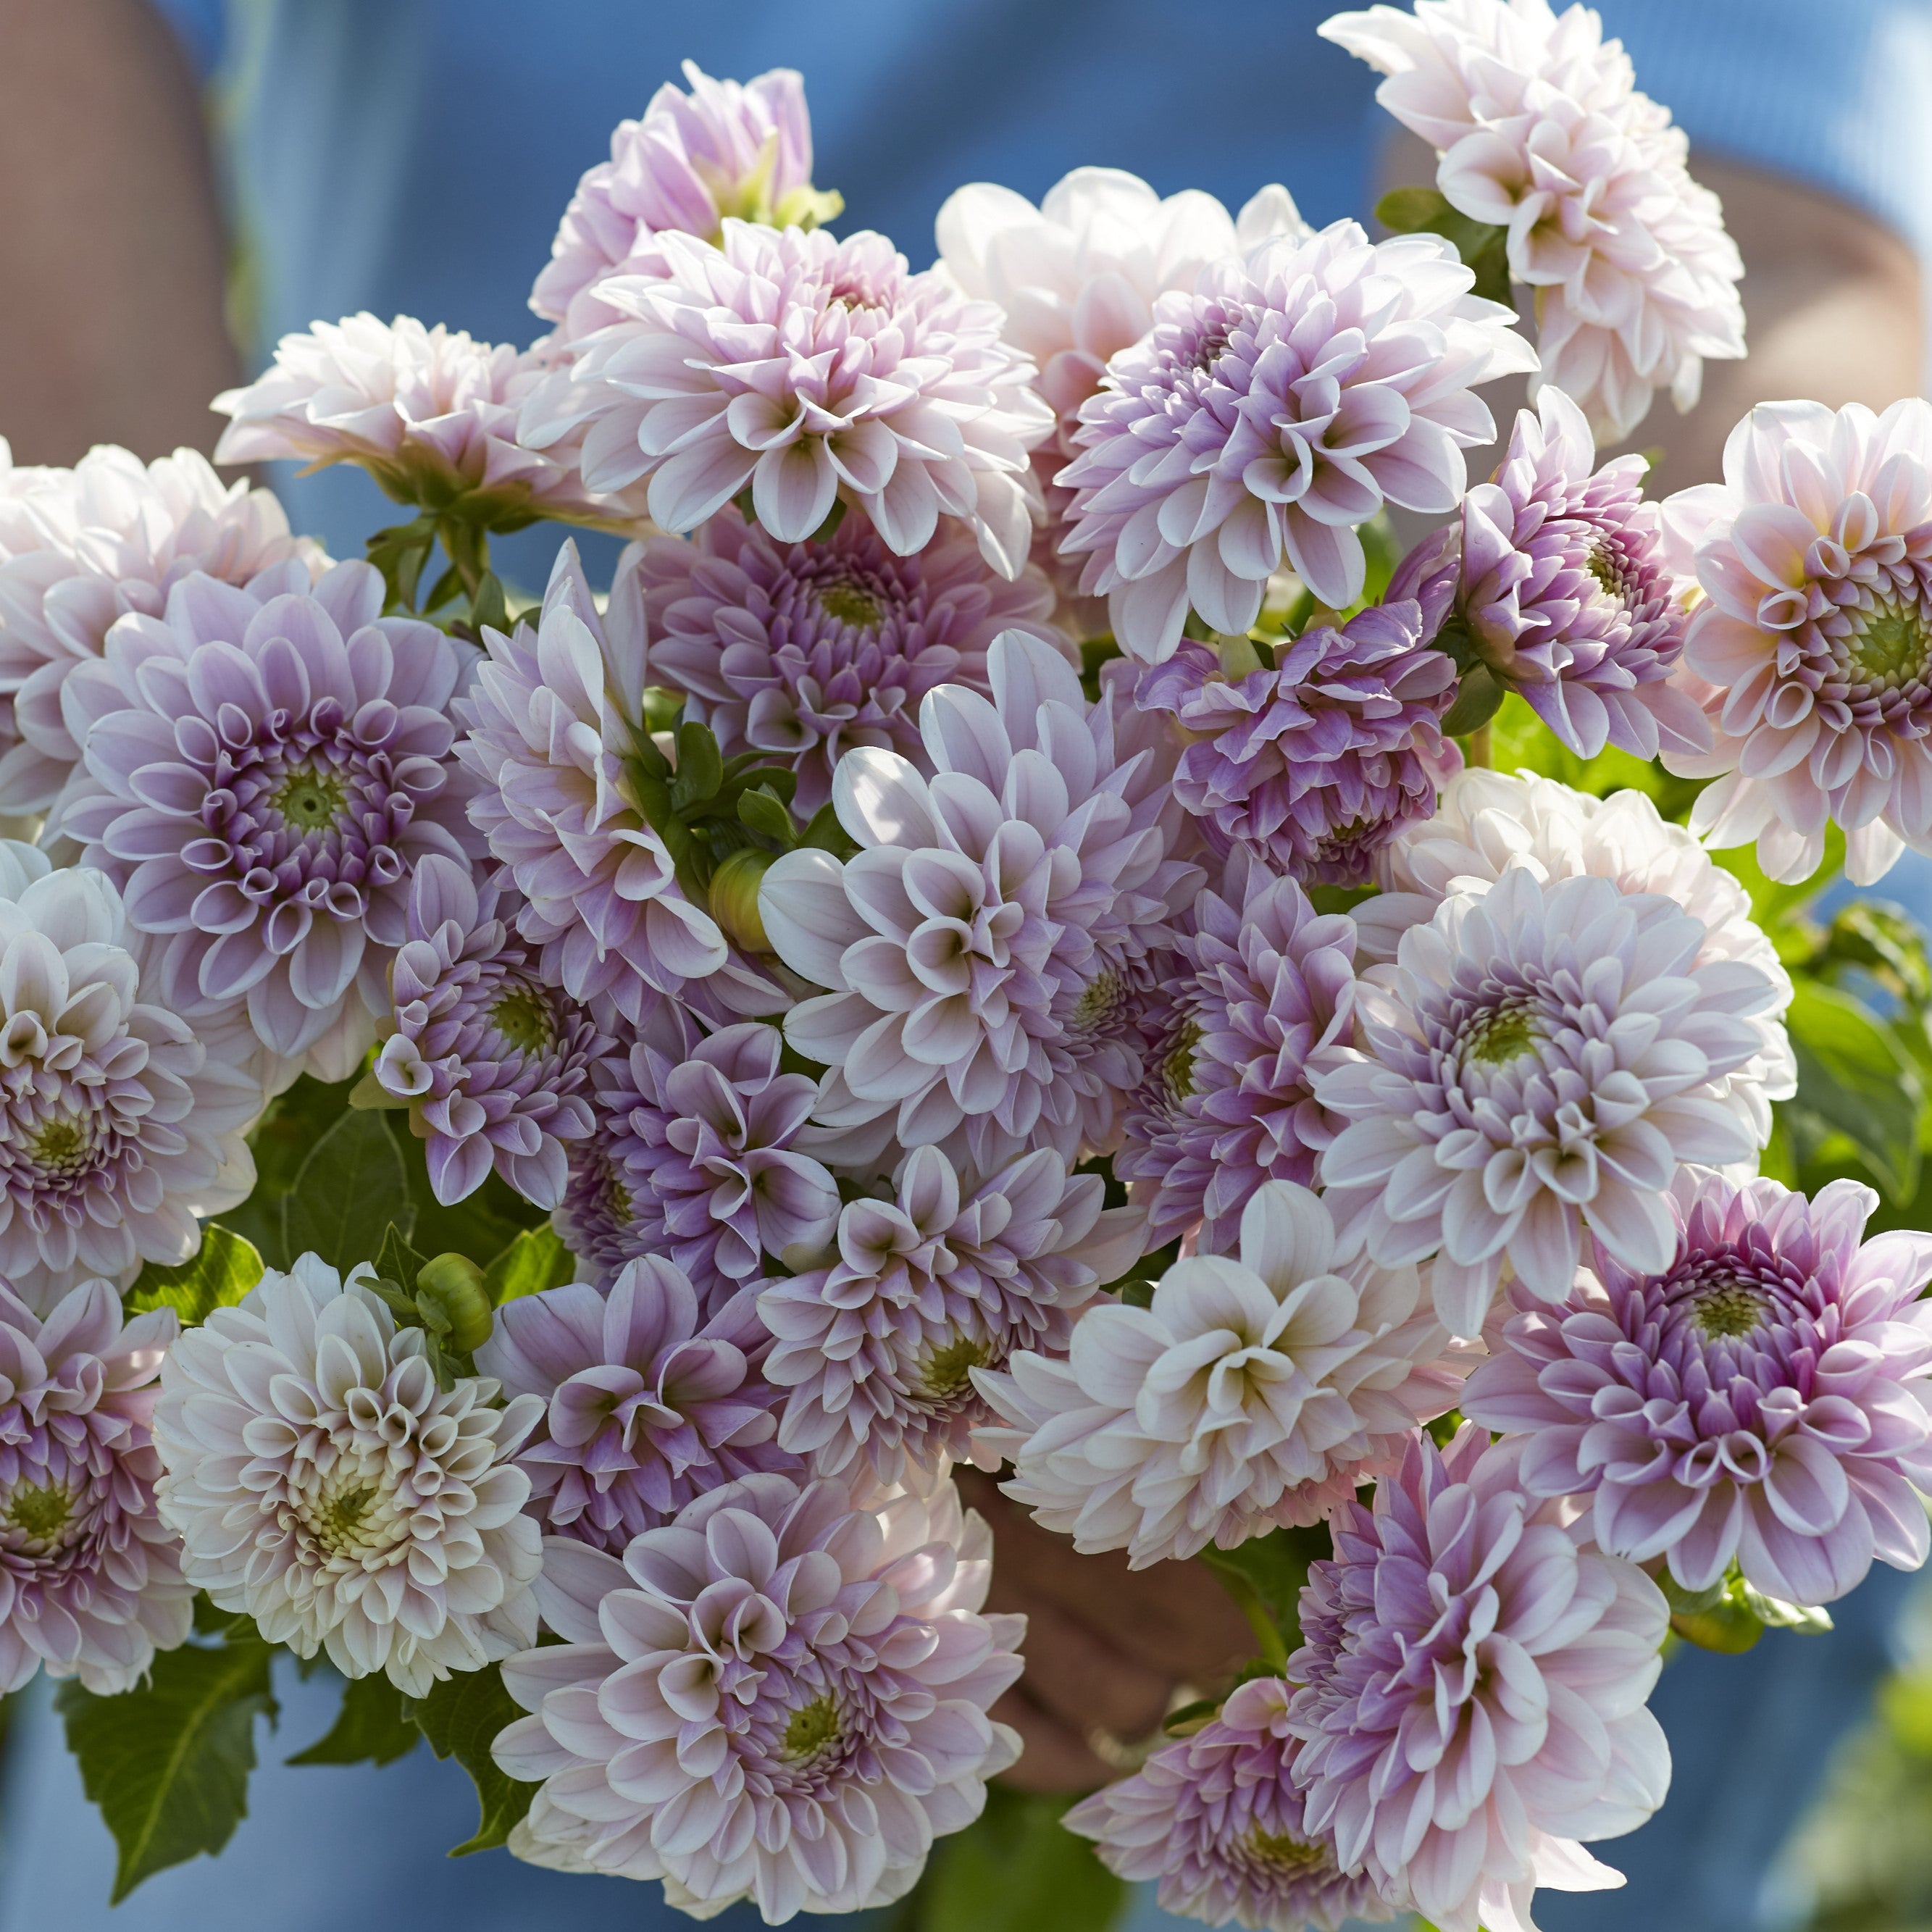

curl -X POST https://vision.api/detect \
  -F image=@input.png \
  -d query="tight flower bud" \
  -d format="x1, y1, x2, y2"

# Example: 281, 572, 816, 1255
713, 846, 777, 953
415, 1253, 493, 1353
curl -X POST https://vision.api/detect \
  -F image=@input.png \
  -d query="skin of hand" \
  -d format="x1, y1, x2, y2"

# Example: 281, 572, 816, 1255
955, 1466, 1258, 1794
0, 0, 238, 464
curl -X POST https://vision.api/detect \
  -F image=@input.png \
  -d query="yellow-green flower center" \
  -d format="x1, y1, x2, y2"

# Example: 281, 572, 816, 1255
814, 580, 884, 630
6, 1481, 73, 1542
30, 1116, 90, 1172
272, 764, 349, 833
1847, 598, 1932, 693
311, 1480, 380, 1554
1245, 1828, 1328, 1873
1461, 1005, 1540, 1069
782, 1695, 842, 1761
1689, 1280, 1769, 1339
918, 1334, 991, 1403
1164, 1020, 1203, 1104
490, 983, 555, 1055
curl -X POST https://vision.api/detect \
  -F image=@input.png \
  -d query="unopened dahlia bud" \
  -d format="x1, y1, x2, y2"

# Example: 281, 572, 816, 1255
710, 846, 777, 953
414, 1253, 493, 1352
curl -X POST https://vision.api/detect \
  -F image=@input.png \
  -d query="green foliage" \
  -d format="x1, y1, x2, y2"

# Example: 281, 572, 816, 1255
1781, 982, 1923, 1198
125, 1226, 264, 1324
1373, 185, 1511, 303
483, 1224, 577, 1303
1661, 1563, 1833, 1655
222, 1074, 359, 1266
1485, 691, 1705, 819
57, 1612, 277, 1901
403, 1665, 539, 1856
287, 1673, 422, 1769
1197, 1525, 1330, 1668
282, 1107, 414, 1272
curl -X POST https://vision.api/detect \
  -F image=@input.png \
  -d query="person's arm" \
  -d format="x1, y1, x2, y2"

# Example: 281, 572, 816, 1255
0, 0, 238, 465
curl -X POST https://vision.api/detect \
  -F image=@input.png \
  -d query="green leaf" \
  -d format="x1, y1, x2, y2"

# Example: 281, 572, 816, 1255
225, 1074, 361, 1268
468, 571, 509, 637
282, 1108, 413, 1273
375, 1221, 429, 1292
672, 720, 725, 809
1784, 980, 1923, 1197
737, 784, 797, 847
1197, 1525, 1329, 1667
125, 1226, 264, 1326
403, 1666, 538, 1856
287, 1672, 422, 1769
482, 1224, 577, 1304
799, 800, 858, 858
1374, 185, 1452, 233
57, 1624, 277, 1902
1440, 664, 1506, 736
901, 1785, 1126, 1932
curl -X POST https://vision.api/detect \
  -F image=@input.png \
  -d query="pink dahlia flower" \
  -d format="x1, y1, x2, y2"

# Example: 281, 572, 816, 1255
760, 633, 1198, 1171
640, 506, 1066, 815
977, 1182, 1465, 1564
0, 444, 314, 816
1322, 0, 1745, 441
1663, 398, 1932, 885
519, 222, 1053, 580
1135, 601, 1460, 885
757, 1142, 1145, 1481
1055, 218, 1534, 658
1465, 1170, 1932, 1606
1066, 1676, 1392, 1931
532, 62, 840, 343
373, 855, 609, 1208
1287, 1425, 1671, 1932
554, 1019, 840, 1308
1117, 853, 1359, 1252
57, 558, 479, 1075
456, 540, 778, 1024
1318, 865, 1781, 1337
476, 1256, 796, 1552
0, 1278, 192, 1694
495, 1469, 1024, 1920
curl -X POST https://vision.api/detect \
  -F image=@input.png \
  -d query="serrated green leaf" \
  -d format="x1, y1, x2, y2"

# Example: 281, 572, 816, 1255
287, 1672, 421, 1768
125, 1226, 264, 1325
58, 1627, 277, 1901
403, 1665, 538, 1855
482, 1224, 577, 1304
1785, 980, 1922, 1197
902, 1784, 1126, 1932
283, 1108, 413, 1273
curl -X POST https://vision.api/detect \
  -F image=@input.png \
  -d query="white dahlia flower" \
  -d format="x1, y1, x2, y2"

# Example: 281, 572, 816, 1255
1056, 219, 1534, 656
1359, 770, 1796, 1139
152, 1255, 544, 1694
1321, 0, 1745, 441
758, 631, 1198, 1171
0, 444, 313, 816
495, 1468, 1024, 1921
974, 1180, 1465, 1565
1318, 864, 1781, 1337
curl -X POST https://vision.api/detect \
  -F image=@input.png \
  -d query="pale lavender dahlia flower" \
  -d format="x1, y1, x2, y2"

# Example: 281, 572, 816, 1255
1287, 1426, 1671, 1932
154, 1255, 544, 1694
977, 1182, 1465, 1565
477, 1256, 795, 1552
373, 855, 609, 1208
0, 858, 263, 1308
1135, 602, 1459, 885
1465, 1171, 1932, 1607
757, 1142, 1145, 1481
57, 557, 479, 1075
1055, 218, 1535, 658
640, 507, 1066, 815
556, 1019, 840, 1308
456, 540, 777, 1025
532, 62, 840, 342
1066, 1677, 1392, 1931
1318, 865, 1781, 1337
495, 1469, 1024, 1920
0, 444, 315, 816
1117, 854, 1359, 1252
519, 222, 1053, 580
1663, 398, 1932, 885
0, 1279, 193, 1694
760, 632, 1198, 1171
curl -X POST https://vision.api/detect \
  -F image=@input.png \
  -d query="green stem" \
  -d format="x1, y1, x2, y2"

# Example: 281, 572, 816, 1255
1468, 722, 1492, 769
1208, 1565, 1287, 1671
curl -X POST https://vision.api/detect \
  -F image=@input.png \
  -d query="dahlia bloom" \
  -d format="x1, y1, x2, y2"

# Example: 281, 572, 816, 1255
521, 222, 1053, 580
1464, 1171, 1932, 1606
1318, 865, 1781, 1337
976, 1181, 1464, 1565
495, 1469, 1024, 1920
553, 1019, 840, 1307
1358, 769, 1797, 1138
0, 1278, 192, 1694
640, 507, 1066, 815
759, 631, 1197, 1171
1134, 601, 1458, 885
1663, 398, 1932, 885
1055, 218, 1534, 657
757, 1142, 1145, 1481
476, 1255, 795, 1552
532, 62, 840, 341
1322, 0, 1745, 441
214, 314, 638, 528
1287, 1426, 1671, 1932
456, 539, 778, 1024
1117, 854, 1360, 1252
1065, 1677, 1392, 1931
153, 1254, 543, 1694
0, 856, 262, 1308
1449, 386, 1705, 758
372, 856, 609, 1208
0, 444, 314, 816
56, 557, 480, 1074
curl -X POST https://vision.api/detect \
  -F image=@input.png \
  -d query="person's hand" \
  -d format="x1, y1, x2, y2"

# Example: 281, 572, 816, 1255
955, 1465, 1257, 1794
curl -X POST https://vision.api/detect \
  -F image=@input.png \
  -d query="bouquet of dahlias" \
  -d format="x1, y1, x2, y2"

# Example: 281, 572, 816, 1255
11, 5, 1932, 1928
